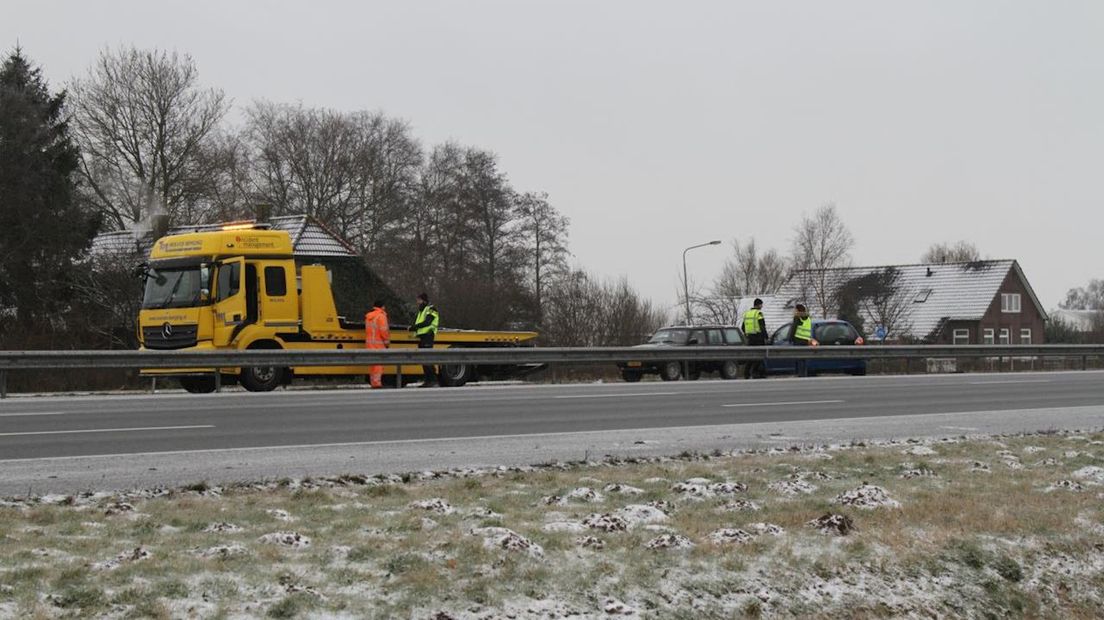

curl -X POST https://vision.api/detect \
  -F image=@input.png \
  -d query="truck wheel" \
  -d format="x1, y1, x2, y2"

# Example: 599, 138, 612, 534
659, 361, 682, 381
720, 360, 740, 380
621, 369, 643, 383
439, 363, 472, 387
240, 342, 286, 392
179, 376, 216, 393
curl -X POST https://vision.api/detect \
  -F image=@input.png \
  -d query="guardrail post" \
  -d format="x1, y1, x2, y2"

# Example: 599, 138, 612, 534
150, 377, 157, 394
397, 365, 403, 389
0, 370, 7, 399
1082, 355, 1088, 371
214, 372, 222, 393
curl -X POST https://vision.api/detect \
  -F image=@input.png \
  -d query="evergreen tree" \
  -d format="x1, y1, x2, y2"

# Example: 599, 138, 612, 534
0, 47, 99, 336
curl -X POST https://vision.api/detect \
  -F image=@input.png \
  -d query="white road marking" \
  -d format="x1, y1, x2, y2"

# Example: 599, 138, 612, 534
0, 411, 68, 418
0, 425, 214, 437
722, 400, 844, 408
968, 380, 1052, 385
554, 392, 678, 400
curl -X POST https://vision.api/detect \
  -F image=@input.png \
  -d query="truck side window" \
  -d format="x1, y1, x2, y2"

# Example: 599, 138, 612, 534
264, 266, 287, 297
217, 263, 240, 301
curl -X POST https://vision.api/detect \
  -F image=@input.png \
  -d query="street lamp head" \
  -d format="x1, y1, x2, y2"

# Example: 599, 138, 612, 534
708, 240, 722, 245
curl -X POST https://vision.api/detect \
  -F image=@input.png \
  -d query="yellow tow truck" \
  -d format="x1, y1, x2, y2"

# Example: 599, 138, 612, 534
137, 221, 537, 392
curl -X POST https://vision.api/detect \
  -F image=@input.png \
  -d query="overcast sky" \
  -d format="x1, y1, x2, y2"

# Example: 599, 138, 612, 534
6, 1, 1102, 313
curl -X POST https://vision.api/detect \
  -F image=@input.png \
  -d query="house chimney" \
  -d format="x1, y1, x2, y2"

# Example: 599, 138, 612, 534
926, 267, 933, 277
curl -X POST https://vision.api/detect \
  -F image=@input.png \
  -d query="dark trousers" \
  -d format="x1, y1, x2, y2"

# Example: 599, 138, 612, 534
745, 333, 766, 378
793, 338, 810, 377
418, 333, 437, 384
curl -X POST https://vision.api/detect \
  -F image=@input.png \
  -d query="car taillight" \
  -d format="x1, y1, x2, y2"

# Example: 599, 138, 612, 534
854, 337, 864, 345
809, 338, 820, 347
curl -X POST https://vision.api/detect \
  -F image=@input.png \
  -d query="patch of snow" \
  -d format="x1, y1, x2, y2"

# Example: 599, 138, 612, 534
670, 481, 714, 500
900, 468, 938, 479
582, 513, 629, 533
902, 446, 937, 456
808, 513, 855, 536
576, 535, 606, 550
1023, 446, 1045, 454
612, 504, 668, 527
410, 498, 455, 515
767, 480, 817, 496
93, 546, 152, 570
258, 532, 311, 548
834, 484, 901, 509
199, 544, 249, 559
1072, 466, 1104, 483
469, 527, 544, 559
1045, 480, 1084, 493
542, 521, 587, 533
203, 522, 243, 533
718, 499, 762, 512
603, 598, 639, 616
644, 533, 694, 550
265, 509, 295, 521
708, 528, 754, 545
603, 483, 644, 495
747, 522, 785, 536
970, 461, 991, 473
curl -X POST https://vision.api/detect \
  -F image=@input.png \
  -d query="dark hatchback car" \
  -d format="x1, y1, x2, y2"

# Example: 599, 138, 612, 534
618, 325, 745, 382
763, 319, 866, 376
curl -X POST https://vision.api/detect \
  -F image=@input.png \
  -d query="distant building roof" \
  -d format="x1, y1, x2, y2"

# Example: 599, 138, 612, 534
747, 260, 1046, 340
89, 215, 358, 260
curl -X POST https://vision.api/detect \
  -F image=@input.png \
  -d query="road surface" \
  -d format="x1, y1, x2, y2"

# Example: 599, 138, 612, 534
0, 371, 1101, 494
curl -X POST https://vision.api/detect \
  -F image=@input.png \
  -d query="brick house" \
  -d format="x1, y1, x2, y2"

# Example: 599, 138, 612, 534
754, 260, 1047, 344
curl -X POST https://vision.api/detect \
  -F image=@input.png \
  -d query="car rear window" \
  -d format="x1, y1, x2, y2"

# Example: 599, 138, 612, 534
724, 328, 743, 344
814, 323, 859, 344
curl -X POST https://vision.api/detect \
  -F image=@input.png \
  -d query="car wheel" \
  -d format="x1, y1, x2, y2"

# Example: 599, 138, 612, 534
719, 360, 740, 380
621, 369, 643, 383
179, 376, 216, 394
659, 361, 682, 381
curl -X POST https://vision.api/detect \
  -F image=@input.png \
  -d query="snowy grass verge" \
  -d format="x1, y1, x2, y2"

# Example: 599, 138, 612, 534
1, 431, 1103, 618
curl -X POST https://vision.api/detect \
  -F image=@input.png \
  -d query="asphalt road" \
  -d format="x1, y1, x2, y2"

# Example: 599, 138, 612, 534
1, 370, 1102, 461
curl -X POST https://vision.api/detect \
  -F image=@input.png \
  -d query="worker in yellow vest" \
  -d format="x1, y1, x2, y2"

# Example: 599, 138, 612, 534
364, 300, 391, 389
790, 303, 812, 377
742, 298, 767, 379
411, 292, 440, 387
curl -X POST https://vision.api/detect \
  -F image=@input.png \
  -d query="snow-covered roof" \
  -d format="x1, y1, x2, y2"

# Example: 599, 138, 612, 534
749, 260, 1045, 341
88, 215, 358, 260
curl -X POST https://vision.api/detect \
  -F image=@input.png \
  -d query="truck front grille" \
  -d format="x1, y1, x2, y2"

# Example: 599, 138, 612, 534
142, 324, 199, 350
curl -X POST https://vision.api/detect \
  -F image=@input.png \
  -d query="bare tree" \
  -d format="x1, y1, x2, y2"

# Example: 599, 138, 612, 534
516, 191, 570, 326
1061, 279, 1104, 310
921, 241, 981, 264
791, 203, 854, 317
543, 270, 665, 346
706, 238, 790, 322
70, 46, 229, 230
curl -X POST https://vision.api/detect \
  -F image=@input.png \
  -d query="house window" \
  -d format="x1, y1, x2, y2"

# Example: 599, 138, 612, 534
913, 288, 933, 303
983, 328, 995, 345
1001, 293, 1021, 313
953, 329, 969, 345
1020, 328, 1032, 345
999, 328, 1010, 345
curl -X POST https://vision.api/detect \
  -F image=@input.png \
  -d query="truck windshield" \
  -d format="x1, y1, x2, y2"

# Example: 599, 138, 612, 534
142, 265, 212, 309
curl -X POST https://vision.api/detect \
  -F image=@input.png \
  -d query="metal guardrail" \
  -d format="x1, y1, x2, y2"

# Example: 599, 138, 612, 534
0, 345, 1101, 397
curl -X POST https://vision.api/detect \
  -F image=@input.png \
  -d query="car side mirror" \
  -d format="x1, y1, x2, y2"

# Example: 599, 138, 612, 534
199, 288, 211, 303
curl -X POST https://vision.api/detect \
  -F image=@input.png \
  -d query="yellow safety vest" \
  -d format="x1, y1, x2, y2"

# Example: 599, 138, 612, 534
795, 317, 812, 341
743, 308, 764, 334
414, 304, 439, 336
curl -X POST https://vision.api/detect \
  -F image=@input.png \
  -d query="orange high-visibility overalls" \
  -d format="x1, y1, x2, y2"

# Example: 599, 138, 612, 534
364, 307, 391, 388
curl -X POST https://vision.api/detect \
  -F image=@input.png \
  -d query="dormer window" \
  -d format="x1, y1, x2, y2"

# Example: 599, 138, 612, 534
913, 288, 933, 303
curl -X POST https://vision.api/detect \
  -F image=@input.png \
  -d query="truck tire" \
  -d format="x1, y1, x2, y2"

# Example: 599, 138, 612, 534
240, 341, 286, 392
659, 361, 682, 381
179, 376, 216, 394
720, 360, 740, 380
439, 363, 472, 387
621, 369, 643, 383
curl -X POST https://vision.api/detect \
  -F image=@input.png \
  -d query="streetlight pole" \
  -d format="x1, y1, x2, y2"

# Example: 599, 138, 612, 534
682, 240, 722, 325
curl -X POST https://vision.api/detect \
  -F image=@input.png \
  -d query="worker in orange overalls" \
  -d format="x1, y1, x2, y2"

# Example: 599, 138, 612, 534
364, 299, 391, 388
